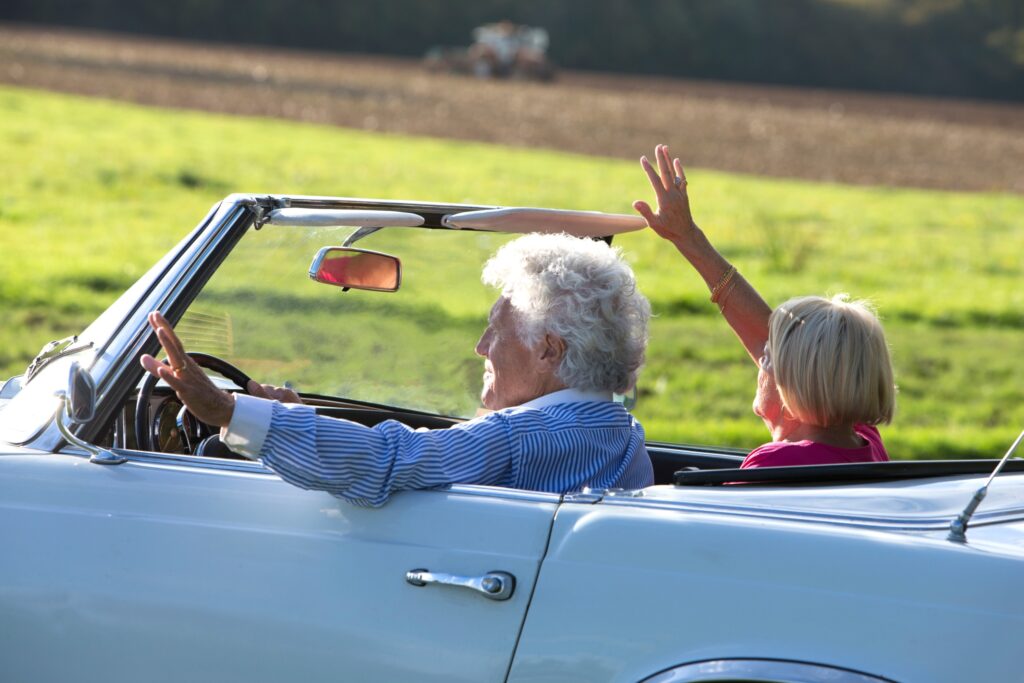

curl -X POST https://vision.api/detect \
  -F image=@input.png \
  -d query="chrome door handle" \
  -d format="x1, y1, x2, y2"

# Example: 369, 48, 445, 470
406, 569, 515, 601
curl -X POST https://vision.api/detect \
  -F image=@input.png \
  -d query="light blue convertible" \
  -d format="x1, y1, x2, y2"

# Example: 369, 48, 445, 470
1, 194, 1022, 683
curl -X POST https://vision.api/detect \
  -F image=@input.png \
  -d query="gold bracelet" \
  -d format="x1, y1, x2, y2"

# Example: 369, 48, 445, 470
710, 265, 737, 303
715, 274, 739, 312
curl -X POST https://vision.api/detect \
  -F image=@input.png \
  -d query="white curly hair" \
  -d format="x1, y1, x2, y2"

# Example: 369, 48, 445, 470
481, 233, 650, 394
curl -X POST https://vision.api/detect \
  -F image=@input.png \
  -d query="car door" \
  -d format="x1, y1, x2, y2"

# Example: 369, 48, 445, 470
0, 447, 557, 683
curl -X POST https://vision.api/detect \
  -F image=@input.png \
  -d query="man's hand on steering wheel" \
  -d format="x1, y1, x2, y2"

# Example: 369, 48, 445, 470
248, 381, 302, 404
140, 311, 237, 427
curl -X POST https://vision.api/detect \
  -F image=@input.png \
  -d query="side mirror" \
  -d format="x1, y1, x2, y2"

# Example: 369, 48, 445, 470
54, 362, 125, 465
309, 247, 402, 292
65, 362, 97, 423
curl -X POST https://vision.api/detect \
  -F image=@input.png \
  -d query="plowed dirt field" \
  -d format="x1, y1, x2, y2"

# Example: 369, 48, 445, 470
2, 23, 1022, 193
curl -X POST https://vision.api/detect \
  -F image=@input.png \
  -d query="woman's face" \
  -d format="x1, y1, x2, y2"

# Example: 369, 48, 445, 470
753, 342, 786, 430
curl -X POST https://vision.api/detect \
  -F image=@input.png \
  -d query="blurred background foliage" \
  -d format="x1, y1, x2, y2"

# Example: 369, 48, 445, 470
2, 0, 1022, 101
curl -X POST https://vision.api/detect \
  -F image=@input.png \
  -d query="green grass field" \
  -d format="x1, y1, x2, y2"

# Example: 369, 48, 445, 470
1, 85, 1022, 459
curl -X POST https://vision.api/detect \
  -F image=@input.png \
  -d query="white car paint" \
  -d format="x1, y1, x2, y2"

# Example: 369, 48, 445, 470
509, 481, 1024, 682
0, 449, 557, 682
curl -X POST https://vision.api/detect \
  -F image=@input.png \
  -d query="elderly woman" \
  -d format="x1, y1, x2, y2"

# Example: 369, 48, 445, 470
141, 232, 653, 505
634, 145, 895, 468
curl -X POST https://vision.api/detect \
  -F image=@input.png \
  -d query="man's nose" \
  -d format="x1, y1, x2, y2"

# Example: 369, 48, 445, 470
474, 331, 489, 357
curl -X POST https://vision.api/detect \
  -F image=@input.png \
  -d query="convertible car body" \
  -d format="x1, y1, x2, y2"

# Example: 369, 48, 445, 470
1, 194, 1022, 683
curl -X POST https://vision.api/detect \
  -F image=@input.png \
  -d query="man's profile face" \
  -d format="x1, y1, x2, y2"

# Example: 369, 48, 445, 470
474, 297, 546, 410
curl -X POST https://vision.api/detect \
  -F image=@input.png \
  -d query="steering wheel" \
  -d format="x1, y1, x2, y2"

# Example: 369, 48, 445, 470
134, 352, 253, 453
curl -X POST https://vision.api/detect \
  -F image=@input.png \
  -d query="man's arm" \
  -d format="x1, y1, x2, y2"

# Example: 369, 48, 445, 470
238, 398, 516, 507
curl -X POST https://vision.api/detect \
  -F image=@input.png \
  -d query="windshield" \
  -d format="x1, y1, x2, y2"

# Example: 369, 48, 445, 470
182, 225, 515, 417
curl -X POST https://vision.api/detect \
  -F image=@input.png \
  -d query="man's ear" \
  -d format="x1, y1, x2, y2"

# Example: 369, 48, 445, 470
539, 333, 567, 369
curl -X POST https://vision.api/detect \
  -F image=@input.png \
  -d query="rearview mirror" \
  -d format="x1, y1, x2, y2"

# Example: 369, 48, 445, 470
309, 247, 402, 292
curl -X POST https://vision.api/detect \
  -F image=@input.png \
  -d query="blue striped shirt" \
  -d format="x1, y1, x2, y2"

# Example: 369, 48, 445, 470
224, 392, 653, 507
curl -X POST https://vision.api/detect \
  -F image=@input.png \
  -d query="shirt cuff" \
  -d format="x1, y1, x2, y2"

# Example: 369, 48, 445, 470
221, 393, 276, 459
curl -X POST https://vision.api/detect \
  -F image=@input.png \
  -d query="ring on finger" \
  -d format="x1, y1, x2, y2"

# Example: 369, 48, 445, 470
674, 176, 685, 187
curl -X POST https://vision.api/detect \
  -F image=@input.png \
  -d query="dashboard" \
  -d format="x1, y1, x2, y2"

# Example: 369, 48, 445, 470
98, 388, 463, 458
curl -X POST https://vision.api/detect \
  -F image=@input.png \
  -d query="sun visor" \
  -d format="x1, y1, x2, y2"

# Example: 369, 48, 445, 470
265, 209, 425, 228
442, 208, 647, 237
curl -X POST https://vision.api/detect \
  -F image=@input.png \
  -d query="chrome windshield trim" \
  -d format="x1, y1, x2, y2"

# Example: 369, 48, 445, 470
598, 490, 1024, 531
19, 199, 239, 452
62, 200, 251, 452
271, 194, 494, 218
641, 658, 895, 683
94, 199, 251, 392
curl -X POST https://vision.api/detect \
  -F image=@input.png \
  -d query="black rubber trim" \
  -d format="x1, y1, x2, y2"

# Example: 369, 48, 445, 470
648, 445, 744, 486
674, 458, 1024, 486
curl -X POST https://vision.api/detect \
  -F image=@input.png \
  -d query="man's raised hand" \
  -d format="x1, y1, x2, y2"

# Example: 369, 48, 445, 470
139, 311, 235, 427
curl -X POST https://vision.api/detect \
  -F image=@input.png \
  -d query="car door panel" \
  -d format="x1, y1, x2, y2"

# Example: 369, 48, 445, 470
0, 451, 557, 683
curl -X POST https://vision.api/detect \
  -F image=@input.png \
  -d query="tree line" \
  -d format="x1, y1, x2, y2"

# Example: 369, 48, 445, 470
3, 0, 1022, 101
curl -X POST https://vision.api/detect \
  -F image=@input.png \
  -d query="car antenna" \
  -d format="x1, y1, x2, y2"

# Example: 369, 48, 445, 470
947, 428, 1024, 544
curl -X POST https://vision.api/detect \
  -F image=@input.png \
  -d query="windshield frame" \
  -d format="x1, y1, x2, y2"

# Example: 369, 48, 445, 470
3, 195, 524, 451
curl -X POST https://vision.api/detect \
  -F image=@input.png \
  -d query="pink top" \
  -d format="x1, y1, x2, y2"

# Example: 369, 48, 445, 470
740, 424, 889, 469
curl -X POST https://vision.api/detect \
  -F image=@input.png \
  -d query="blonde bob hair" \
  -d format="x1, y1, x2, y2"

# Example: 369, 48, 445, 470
768, 294, 895, 428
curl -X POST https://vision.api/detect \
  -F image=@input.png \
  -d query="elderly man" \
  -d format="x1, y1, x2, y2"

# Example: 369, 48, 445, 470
141, 233, 653, 506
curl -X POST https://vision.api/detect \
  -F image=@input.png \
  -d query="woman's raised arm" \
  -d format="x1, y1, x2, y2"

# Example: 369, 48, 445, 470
633, 144, 771, 364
